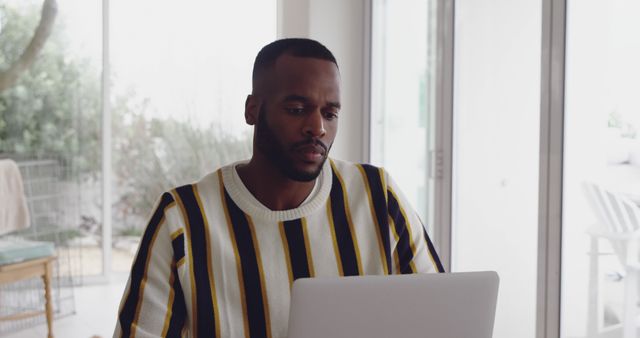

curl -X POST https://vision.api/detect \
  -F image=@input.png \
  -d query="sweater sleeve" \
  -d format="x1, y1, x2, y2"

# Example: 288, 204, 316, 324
385, 171, 445, 274
114, 192, 187, 338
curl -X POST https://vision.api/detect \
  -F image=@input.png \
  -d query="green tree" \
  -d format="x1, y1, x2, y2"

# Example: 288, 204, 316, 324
0, 0, 58, 91
111, 94, 251, 231
0, 2, 101, 174
1, 3, 252, 234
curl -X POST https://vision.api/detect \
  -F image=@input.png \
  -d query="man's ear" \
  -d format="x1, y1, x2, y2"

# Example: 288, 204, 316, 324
245, 95, 259, 125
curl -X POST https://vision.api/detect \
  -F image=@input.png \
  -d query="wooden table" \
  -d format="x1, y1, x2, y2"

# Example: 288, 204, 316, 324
0, 256, 56, 338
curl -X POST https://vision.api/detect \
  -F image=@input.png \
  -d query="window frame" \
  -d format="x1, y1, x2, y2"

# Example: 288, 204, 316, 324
370, 0, 567, 337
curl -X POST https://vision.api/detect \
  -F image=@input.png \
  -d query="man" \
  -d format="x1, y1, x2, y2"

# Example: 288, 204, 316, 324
114, 38, 443, 338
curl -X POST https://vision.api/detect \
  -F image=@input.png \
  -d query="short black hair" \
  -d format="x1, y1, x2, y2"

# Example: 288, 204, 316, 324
252, 38, 338, 87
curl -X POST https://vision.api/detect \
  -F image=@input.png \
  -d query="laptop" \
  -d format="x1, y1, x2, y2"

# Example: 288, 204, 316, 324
287, 271, 499, 338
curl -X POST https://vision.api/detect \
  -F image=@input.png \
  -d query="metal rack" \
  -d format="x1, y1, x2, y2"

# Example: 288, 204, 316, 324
0, 157, 80, 335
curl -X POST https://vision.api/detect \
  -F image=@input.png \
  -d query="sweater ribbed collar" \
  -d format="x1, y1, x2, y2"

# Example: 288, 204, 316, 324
221, 159, 332, 222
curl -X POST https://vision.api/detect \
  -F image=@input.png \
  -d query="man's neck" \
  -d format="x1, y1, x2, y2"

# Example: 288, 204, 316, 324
236, 159, 316, 211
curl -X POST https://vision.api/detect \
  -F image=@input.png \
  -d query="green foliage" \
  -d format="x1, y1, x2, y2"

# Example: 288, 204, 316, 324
0, 4, 101, 175
117, 226, 144, 238
13, 225, 83, 247
111, 98, 251, 228
0, 4, 252, 232
608, 110, 637, 139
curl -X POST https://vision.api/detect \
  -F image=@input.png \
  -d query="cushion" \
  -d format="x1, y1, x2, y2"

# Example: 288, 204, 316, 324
0, 238, 55, 266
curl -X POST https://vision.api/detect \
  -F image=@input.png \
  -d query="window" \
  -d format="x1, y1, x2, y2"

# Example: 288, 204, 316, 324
370, 0, 438, 229
0, 0, 277, 279
110, 0, 278, 273
451, 2, 542, 337
561, 0, 640, 336
0, 0, 103, 278
372, 1, 542, 337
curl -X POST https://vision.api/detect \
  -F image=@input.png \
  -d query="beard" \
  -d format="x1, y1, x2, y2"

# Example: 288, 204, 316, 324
255, 105, 330, 182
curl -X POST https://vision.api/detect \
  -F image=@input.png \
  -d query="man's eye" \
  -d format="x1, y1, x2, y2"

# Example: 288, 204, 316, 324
323, 111, 339, 120
286, 107, 305, 115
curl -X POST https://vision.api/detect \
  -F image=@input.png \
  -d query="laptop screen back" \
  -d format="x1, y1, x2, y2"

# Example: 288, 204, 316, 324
287, 271, 499, 338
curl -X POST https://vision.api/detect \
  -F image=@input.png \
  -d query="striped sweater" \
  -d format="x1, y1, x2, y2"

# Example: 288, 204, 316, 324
114, 158, 444, 338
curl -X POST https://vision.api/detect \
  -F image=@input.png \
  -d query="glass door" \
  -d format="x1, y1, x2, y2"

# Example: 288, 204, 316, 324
561, 1, 640, 337
370, 0, 438, 230
451, 1, 542, 337
0, 0, 103, 279
109, 0, 277, 274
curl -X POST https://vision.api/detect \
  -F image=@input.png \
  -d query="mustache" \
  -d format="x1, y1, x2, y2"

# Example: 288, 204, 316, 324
291, 139, 329, 154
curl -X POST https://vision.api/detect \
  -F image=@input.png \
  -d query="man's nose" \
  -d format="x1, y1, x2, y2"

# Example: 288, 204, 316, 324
303, 110, 326, 137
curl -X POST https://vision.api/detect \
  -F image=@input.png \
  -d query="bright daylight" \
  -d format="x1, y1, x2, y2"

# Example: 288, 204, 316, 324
0, 0, 639, 338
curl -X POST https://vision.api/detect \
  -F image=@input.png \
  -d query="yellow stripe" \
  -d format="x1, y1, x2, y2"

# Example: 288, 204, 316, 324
389, 187, 418, 273
218, 170, 250, 338
380, 168, 401, 273
300, 218, 316, 277
279, 221, 295, 289
130, 200, 174, 338
246, 216, 273, 338
116, 200, 174, 320
389, 216, 402, 274
356, 165, 389, 275
379, 167, 388, 204
160, 260, 177, 337
170, 228, 184, 241
417, 217, 441, 272
170, 228, 185, 270
326, 201, 345, 276
192, 184, 221, 338
173, 191, 199, 336
426, 244, 439, 272
330, 160, 363, 273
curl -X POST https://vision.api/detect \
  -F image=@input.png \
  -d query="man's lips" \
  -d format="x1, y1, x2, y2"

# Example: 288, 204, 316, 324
292, 141, 327, 162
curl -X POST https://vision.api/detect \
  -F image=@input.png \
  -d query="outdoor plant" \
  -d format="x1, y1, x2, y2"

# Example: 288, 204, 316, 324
1, 3, 251, 236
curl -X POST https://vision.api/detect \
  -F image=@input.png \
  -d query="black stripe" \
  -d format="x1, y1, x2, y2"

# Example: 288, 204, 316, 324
360, 164, 392, 274
423, 227, 445, 273
119, 192, 174, 337
388, 192, 416, 274
283, 219, 312, 280
174, 185, 217, 337
329, 168, 361, 276
224, 189, 269, 338
166, 262, 187, 337
172, 233, 185, 263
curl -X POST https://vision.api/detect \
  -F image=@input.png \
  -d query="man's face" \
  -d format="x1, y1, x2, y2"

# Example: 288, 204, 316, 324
252, 54, 341, 182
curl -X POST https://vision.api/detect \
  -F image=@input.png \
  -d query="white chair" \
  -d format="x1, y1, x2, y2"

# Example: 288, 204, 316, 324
583, 182, 640, 338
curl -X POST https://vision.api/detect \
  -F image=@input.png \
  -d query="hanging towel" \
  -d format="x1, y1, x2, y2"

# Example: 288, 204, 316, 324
0, 159, 30, 236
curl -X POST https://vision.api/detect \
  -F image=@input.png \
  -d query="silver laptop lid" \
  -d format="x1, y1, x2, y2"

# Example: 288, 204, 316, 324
287, 271, 499, 338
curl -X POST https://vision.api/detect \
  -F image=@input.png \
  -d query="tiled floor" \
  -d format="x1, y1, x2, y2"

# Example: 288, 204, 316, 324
4, 275, 128, 338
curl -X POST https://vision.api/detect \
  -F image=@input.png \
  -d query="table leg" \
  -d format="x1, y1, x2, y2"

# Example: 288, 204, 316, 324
43, 262, 54, 338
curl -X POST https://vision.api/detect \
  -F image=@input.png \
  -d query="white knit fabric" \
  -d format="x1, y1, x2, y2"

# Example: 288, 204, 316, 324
114, 158, 442, 338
